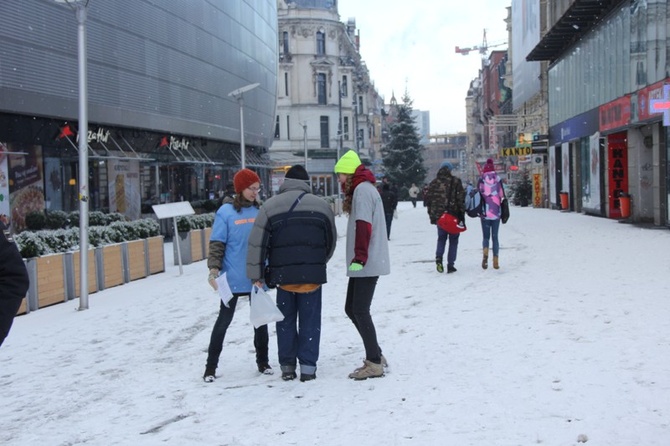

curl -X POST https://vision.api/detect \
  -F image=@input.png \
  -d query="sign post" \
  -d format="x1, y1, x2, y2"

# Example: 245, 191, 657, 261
152, 202, 195, 275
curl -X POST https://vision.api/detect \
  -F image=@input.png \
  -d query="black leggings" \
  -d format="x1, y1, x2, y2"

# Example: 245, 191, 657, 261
344, 276, 382, 364
206, 293, 269, 370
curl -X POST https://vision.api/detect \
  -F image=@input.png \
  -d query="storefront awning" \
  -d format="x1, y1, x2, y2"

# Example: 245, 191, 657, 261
234, 150, 273, 169
526, 0, 627, 62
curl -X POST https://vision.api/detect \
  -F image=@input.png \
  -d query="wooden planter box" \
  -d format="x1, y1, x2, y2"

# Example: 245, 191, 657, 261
147, 235, 165, 274
20, 235, 163, 314
124, 239, 148, 282
190, 228, 204, 262
67, 249, 99, 299
96, 244, 124, 290
24, 253, 67, 310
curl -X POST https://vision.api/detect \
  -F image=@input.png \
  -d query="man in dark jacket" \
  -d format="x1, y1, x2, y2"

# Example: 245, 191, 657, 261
425, 161, 465, 274
379, 183, 397, 240
246, 165, 337, 382
0, 217, 30, 347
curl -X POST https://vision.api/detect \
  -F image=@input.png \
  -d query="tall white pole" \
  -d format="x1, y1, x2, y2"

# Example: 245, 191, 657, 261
238, 95, 245, 169
75, 3, 89, 310
302, 123, 310, 188
228, 83, 258, 170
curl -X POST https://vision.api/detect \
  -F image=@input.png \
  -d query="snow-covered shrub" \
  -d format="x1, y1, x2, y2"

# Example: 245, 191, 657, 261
135, 218, 160, 239
45, 210, 69, 229
25, 211, 46, 231
14, 231, 52, 258
89, 211, 107, 226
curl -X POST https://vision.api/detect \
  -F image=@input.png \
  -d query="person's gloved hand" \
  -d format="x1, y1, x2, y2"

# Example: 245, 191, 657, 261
348, 262, 364, 272
208, 269, 219, 290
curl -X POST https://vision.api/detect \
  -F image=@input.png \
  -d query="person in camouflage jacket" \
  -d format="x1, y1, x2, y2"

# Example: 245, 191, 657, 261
425, 162, 465, 273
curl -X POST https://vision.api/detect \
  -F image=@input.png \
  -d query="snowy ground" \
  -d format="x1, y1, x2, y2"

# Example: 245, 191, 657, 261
2, 202, 669, 445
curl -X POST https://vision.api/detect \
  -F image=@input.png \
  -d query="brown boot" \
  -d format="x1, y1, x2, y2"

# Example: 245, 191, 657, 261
493, 255, 499, 269
482, 248, 489, 269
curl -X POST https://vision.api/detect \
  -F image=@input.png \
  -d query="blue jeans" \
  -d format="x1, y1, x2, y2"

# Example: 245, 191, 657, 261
276, 287, 322, 375
481, 218, 501, 256
206, 293, 269, 370
435, 226, 460, 267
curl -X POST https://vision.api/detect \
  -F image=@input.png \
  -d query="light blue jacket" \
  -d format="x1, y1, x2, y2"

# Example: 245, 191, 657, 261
210, 203, 258, 293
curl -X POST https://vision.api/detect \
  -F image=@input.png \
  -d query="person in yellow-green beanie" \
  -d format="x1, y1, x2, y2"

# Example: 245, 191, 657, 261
334, 150, 390, 380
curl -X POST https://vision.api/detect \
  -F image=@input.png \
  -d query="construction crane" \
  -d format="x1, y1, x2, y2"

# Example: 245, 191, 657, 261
455, 29, 506, 58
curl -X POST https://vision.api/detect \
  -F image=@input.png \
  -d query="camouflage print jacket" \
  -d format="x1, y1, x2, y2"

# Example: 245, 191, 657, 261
425, 166, 465, 224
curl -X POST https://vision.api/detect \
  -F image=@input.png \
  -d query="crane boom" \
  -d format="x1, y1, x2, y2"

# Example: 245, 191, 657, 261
455, 29, 506, 57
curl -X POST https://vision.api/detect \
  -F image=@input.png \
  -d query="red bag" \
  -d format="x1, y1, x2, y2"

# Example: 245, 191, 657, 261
437, 212, 467, 234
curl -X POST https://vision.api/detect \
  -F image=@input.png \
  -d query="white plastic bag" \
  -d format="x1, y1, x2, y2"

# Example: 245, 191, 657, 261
215, 272, 234, 308
249, 286, 284, 328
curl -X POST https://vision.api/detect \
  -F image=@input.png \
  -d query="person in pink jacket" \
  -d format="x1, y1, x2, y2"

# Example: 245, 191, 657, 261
479, 159, 505, 269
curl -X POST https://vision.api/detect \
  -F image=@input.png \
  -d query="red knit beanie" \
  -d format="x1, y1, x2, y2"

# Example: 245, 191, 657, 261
233, 168, 261, 194
483, 158, 495, 173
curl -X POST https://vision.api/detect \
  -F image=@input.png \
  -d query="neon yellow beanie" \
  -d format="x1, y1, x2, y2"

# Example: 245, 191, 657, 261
334, 150, 362, 174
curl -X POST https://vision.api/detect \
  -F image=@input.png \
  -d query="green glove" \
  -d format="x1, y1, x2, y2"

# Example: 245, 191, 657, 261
348, 262, 363, 272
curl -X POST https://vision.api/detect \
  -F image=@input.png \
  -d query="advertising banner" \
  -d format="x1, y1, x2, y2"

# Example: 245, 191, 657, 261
108, 159, 141, 220
582, 133, 602, 214
533, 173, 542, 207
548, 145, 556, 207
0, 143, 9, 219
8, 145, 45, 232
561, 142, 570, 197
607, 133, 628, 218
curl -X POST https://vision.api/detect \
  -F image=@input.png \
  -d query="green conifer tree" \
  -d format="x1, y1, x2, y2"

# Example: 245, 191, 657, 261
381, 91, 427, 198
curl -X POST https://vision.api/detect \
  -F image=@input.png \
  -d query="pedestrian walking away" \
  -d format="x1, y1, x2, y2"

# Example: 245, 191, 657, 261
0, 217, 30, 348
203, 168, 273, 383
334, 150, 390, 380
379, 183, 397, 240
425, 161, 466, 274
479, 158, 506, 270
408, 183, 420, 208
246, 164, 337, 382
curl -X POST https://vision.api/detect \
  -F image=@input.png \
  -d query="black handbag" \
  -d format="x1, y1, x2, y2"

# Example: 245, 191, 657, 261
501, 198, 510, 224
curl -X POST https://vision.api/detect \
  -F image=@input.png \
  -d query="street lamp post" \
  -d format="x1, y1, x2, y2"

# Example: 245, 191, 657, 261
55, 0, 89, 310
301, 122, 310, 188
228, 83, 260, 169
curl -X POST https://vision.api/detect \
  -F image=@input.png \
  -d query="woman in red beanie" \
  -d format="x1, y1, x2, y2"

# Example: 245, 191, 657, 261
203, 168, 273, 382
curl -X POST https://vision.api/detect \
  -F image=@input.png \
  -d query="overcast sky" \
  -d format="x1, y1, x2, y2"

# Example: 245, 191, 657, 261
337, 0, 511, 135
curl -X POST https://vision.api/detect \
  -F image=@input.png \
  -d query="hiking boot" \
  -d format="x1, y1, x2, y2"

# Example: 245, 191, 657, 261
203, 367, 216, 383
281, 371, 297, 381
436, 257, 444, 273
493, 256, 499, 269
348, 360, 384, 380
482, 247, 489, 270
300, 373, 316, 382
447, 265, 457, 273
258, 363, 274, 375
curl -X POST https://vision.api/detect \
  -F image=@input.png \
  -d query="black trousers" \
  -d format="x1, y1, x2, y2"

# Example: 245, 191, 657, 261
0, 298, 23, 347
206, 293, 269, 370
344, 276, 382, 364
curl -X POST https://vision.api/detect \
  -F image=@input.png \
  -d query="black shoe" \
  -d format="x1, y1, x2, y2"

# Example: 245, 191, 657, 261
300, 373, 316, 382
282, 371, 297, 381
436, 257, 444, 273
203, 367, 216, 383
258, 363, 274, 375
447, 265, 457, 273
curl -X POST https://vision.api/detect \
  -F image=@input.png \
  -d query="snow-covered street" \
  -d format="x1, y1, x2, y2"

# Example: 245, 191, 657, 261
2, 202, 669, 445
